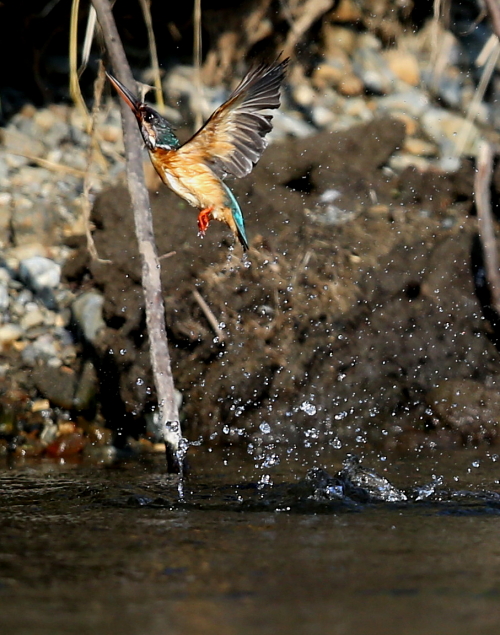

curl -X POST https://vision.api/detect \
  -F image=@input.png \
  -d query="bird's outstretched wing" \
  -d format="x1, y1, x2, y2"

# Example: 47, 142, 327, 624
178, 58, 289, 179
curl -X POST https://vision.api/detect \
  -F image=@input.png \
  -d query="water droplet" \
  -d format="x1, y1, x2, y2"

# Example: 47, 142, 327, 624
330, 436, 342, 449
300, 401, 317, 416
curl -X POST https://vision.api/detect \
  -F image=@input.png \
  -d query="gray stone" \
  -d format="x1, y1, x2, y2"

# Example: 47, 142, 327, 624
72, 291, 106, 344
377, 89, 430, 117
0, 282, 9, 312
18, 256, 61, 308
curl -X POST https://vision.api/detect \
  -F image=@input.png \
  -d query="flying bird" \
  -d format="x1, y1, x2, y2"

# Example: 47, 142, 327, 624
107, 59, 289, 250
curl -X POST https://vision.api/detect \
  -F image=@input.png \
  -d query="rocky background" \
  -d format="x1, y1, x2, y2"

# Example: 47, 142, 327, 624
1, 0, 500, 461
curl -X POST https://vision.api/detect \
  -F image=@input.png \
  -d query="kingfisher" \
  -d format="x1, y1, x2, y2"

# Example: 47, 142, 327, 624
106, 59, 289, 250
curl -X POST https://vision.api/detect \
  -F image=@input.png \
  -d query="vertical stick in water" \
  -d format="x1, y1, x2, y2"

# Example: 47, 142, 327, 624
91, 0, 184, 473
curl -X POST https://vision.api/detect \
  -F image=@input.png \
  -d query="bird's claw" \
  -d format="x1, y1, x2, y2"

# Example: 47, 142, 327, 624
197, 207, 213, 235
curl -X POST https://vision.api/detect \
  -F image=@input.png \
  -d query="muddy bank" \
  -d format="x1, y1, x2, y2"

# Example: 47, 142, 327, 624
60, 116, 500, 447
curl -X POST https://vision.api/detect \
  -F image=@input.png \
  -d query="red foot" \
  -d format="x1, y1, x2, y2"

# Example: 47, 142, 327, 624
197, 207, 213, 235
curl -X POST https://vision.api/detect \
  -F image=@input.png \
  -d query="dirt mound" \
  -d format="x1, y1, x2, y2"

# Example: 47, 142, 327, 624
63, 117, 496, 446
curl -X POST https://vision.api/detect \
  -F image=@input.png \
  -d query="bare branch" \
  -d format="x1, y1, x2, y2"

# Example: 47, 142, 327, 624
475, 141, 500, 314
91, 0, 183, 472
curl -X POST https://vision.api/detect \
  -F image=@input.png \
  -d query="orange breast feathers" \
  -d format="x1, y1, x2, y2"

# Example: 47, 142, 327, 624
149, 148, 226, 211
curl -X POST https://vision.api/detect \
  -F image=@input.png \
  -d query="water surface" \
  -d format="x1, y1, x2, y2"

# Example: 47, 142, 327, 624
1, 448, 500, 635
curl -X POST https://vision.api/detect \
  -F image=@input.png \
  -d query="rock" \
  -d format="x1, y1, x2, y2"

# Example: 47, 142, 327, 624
0, 280, 10, 314
11, 196, 60, 247
377, 89, 429, 117
337, 74, 364, 96
269, 110, 316, 139
21, 333, 60, 366
423, 68, 463, 109
421, 107, 481, 158
352, 34, 397, 94
0, 192, 11, 242
383, 49, 420, 86
5, 243, 49, 264
20, 305, 45, 331
73, 360, 98, 411
330, 0, 362, 22
292, 82, 316, 107
32, 364, 76, 409
403, 137, 438, 157
46, 431, 85, 458
388, 153, 433, 172
0, 324, 23, 350
72, 291, 106, 344
0, 126, 45, 159
311, 105, 336, 128
18, 256, 61, 308
322, 24, 358, 57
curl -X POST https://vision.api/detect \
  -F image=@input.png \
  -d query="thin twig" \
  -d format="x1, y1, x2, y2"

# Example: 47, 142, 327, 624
475, 141, 500, 314
158, 250, 177, 261
91, 0, 183, 473
192, 288, 225, 342
455, 36, 500, 156
484, 0, 500, 39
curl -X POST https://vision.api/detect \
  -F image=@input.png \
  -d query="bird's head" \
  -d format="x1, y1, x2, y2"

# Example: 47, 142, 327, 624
106, 72, 179, 151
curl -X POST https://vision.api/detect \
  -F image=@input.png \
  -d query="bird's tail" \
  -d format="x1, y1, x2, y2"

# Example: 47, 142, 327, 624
222, 183, 249, 250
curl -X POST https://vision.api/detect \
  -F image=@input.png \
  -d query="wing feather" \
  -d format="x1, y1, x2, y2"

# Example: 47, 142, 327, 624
178, 58, 289, 179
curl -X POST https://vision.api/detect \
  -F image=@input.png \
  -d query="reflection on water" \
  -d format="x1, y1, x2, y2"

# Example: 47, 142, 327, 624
1, 448, 500, 635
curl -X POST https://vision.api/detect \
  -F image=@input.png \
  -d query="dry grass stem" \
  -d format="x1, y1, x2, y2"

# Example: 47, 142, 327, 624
69, 0, 91, 128
159, 251, 177, 261
80, 6, 97, 75
5, 152, 87, 178
192, 288, 226, 342
139, 0, 164, 109
456, 37, 500, 156
193, 0, 204, 130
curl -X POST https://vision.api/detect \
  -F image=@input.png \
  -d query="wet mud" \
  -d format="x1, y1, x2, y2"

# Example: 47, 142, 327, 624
62, 117, 500, 446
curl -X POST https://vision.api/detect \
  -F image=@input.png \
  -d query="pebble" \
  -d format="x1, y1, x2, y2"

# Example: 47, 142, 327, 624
377, 89, 430, 117
20, 305, 46, 330
403, 137, 438, 157
0, 324, 23, 349
72, 291, 106, 344
46, 432, 85, 458
0, 282, 9, 312
383, 49, 421, 86
21, 333, 61, 366
421, 107, 481, 157
18, 256, 61, 309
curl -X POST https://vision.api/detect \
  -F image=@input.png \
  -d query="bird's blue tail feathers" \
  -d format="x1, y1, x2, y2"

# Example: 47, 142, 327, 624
222, 183, 249, 250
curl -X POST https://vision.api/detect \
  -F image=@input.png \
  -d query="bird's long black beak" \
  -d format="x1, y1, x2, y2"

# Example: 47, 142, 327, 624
106, 71, 140, 116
